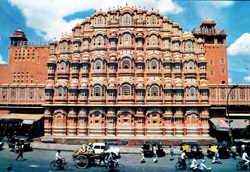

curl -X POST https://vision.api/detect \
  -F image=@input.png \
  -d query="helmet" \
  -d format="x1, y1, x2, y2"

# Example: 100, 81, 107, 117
89, 143, 92, 146
202, 160, 206, 163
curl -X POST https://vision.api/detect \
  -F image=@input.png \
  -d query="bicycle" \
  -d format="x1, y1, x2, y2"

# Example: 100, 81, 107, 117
236, 160, 250, 170
176, 157, 191, 170
102, 159, 125, 172
50, 158, 72, 171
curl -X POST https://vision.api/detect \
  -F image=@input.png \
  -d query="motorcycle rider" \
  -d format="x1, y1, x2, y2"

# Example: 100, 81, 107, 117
181, 150, 188, 169
242, 150, 249, 166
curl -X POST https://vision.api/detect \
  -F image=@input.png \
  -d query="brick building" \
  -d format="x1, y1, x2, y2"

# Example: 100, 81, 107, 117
0, 6, 249, 138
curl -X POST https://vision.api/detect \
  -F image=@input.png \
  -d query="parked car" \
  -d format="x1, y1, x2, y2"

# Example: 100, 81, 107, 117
8, 136, 32, 152
207, 142, 230, 159
92, 143, 120, 158
181, 142, 204, 159
142, 141, 165, 157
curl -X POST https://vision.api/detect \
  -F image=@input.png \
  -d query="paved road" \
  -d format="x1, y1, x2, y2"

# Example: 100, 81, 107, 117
0, 147, 242, 172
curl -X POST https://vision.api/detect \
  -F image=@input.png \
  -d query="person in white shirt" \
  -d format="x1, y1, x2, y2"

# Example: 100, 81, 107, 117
152, 145, 157, 163
140, 146, 145, 163
55, 150, 63, 169
241, 144, 245, 157
242, 151, 249, 165
212, 147, 222, 164
199, 160, 211, 172
190, 158, 198, 170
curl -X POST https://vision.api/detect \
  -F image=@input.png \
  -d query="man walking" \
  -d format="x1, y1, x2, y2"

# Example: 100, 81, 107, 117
15, 140, 24, 161
170, 145, 174, 161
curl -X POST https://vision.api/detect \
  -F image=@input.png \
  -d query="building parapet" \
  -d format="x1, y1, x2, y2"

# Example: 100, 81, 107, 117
10, 41, 50, 47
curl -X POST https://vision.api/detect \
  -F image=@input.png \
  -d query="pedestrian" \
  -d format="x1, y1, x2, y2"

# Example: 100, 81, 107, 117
152, 144, 157, 163
7, 167, 14, 172
140, 146, 146, 163
212, 147, 222, 164
170, 145, 174, 161
231, 145, 237, 160
16, 140, 24, 161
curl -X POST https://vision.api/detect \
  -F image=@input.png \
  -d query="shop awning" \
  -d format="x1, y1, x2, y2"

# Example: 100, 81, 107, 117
0, 113, 43, 122
210, 118, 229, 131
230, 119, 249, 129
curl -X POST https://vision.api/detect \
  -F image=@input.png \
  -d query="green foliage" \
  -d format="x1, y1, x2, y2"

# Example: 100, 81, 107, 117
241, 125, 250, 138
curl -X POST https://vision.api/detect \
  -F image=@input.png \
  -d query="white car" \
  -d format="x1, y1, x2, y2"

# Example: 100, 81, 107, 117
92, 143, 120, 158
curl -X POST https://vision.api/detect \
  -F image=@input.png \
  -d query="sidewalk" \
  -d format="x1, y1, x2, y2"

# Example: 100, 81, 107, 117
30, 142, 209, 155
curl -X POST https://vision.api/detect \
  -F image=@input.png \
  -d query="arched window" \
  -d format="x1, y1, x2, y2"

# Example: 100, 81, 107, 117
95, 60, 102, 70
122, 14, 131, 25
122, 85, 130, 96
96, 36, 104, 46
149, 35, 158, 45
151, 86, 159, 96
57, 87, 67, 98
122, 34, 131, 45
190, 87, 196, 97
151, 60, 157, 69
97, 16, 104, 25
94, 86, 101, 96
122, 59, 131, 69
186, 114, 198, 127
150, 15, 157, 24
58, 61, 66, 71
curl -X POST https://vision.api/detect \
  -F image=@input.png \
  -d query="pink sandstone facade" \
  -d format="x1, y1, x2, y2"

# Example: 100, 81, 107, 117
0, 6, 249, 138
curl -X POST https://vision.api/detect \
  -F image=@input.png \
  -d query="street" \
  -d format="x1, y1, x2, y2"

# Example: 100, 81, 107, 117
0, 147, 243, 172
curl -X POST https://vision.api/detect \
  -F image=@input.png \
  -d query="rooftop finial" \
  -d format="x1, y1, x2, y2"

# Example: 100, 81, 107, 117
126, 0, 128, 6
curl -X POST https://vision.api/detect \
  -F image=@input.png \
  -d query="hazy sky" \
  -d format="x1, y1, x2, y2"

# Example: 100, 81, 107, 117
0, 0, 249, 84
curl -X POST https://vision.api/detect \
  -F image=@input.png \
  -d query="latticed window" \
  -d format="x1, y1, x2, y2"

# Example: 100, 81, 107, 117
96, 36, 104, 46
150, 15, 157, 24
151, 60, 157, 69
190, 87, 196, 97
123, 34, 131, 45
20, 89, 25, 99
95, 60, 102, 70
58, 61, 66, 71
98, 16, 103, 25
122, 86, 130, 96
57, 87, 63, 97
123, 14, 131, 25
149, 35, 157, 45
11, 90, 16, 99
122, 59, 130, 69
151, 86, 159, 96
94, 86, 101, 96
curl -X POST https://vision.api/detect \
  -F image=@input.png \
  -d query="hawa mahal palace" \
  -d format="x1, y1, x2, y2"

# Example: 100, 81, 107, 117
0, 6, 249, 138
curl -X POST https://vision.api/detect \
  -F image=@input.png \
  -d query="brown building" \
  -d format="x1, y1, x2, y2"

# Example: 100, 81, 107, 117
0, 6, 249, 139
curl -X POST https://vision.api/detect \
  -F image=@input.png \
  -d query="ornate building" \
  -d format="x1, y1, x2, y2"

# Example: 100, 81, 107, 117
0, 6, 249, 139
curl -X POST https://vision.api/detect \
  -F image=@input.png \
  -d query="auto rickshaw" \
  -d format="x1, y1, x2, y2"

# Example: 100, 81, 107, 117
142, 141, 165, 157
181, 142, 204, 159
207, 143, 230, 159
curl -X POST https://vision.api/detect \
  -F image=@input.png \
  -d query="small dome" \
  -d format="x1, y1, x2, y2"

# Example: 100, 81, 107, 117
109, 56, 116, 62
202, 19, 215, 25
137, 56, 144, 62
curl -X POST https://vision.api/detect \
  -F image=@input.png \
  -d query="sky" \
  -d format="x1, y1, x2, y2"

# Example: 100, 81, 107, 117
0, 0, 250, 84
